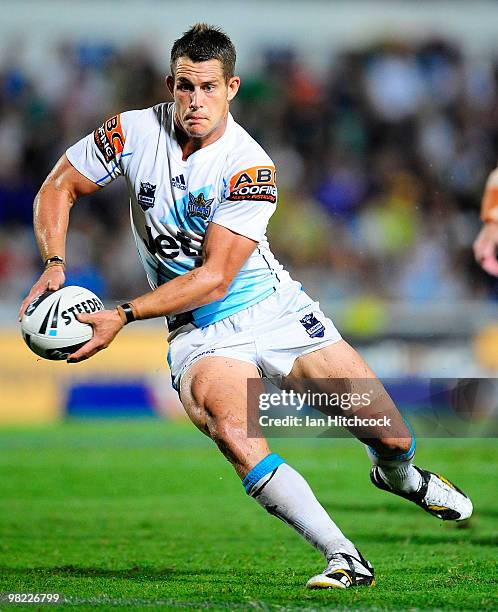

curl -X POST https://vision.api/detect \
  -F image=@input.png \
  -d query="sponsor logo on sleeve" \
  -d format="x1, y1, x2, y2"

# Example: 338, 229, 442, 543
228, 165, 277, 203
94, 114, 125, 163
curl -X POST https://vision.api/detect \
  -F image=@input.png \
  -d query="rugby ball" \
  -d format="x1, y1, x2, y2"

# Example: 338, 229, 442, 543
21, 286, 105, 360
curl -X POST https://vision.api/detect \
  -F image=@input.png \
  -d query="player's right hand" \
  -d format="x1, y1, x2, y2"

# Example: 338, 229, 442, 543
18, 264, 66, 321
473, 221, 498, 277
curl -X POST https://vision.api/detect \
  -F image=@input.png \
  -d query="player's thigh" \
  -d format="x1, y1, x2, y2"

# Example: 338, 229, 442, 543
288, 340, 411, 450
180, 356, 270, 477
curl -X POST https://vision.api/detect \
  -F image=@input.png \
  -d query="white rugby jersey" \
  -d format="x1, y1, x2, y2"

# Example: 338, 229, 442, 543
66, 103, 295, 327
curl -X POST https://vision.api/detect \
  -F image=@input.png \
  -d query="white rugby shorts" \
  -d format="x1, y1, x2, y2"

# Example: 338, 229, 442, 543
167, 282, 342, 391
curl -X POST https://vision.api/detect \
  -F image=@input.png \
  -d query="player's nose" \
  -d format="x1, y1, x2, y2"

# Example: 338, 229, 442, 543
189, 87, 203, 109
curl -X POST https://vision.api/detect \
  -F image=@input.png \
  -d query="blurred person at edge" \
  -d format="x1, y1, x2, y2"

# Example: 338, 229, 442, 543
474, 168, 498, 277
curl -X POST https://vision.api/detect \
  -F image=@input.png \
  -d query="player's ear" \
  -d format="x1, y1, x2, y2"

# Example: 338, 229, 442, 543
227, 76, 240, 102
166, 75, 175, 95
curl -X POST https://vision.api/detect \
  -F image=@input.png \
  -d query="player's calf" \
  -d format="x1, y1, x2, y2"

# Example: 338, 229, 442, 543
180, 357, 270, 477
244, 455, 356, 557
244, 453, 375, 588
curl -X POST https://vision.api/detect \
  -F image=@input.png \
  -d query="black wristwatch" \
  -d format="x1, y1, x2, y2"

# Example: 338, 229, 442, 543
45, 255, 65, 268
118, 303, 136, 324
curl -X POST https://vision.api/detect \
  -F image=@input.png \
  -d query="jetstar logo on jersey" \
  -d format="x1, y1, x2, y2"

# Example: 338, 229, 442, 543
143, 225, 200, 259
138, 182, 156, 210
94, 114, 125, 163
228, 166, 277, 204
187, 191, 214, 220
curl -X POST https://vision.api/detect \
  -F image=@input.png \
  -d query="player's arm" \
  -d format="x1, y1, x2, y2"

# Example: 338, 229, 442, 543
132, 222, 257, 317
18, 155, 102, 319
473, 167, 498, 276
67, 222, 258, 363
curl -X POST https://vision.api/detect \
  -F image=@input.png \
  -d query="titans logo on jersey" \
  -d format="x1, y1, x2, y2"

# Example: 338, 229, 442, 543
188, 192, 214, 220
65, 102, 294, 327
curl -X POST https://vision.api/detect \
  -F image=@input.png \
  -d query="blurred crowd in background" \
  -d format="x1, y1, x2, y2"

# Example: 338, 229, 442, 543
1, 36, 498, 306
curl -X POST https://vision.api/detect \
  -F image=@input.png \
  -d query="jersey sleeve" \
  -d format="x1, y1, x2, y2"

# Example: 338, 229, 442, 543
65, 112, 133, 186
212, 160, 277, 242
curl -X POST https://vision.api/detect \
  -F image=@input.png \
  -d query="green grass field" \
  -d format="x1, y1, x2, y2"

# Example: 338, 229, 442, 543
0, 421, 496, 610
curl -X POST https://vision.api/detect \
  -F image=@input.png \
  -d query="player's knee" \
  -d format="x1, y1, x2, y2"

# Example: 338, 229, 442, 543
184, 370, 209, 406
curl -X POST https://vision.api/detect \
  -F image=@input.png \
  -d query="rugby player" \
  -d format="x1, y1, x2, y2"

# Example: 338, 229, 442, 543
474, 167, 498, 276
20, 24, 472, 590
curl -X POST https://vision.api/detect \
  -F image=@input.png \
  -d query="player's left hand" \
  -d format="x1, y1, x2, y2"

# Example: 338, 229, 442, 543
67, 309, 124, 363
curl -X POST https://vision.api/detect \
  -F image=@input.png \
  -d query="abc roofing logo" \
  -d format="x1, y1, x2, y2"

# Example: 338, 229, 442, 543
138, 181, 157, 211
228, 166, 277, 203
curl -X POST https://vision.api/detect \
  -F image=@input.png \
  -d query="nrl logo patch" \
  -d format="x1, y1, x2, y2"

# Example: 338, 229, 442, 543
138, 182, 156, 211
187, 191, 214, 220
300, 313, 325, 338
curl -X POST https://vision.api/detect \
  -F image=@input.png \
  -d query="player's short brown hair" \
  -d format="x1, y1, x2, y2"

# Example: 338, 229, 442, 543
170, 23, 236, 82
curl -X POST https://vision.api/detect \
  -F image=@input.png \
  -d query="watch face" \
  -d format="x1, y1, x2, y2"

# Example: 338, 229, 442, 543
45, 257, 65, 265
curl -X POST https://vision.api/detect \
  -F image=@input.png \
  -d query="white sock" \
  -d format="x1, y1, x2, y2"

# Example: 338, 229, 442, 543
246, 461, 356, 561
366, 445, 422, 493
